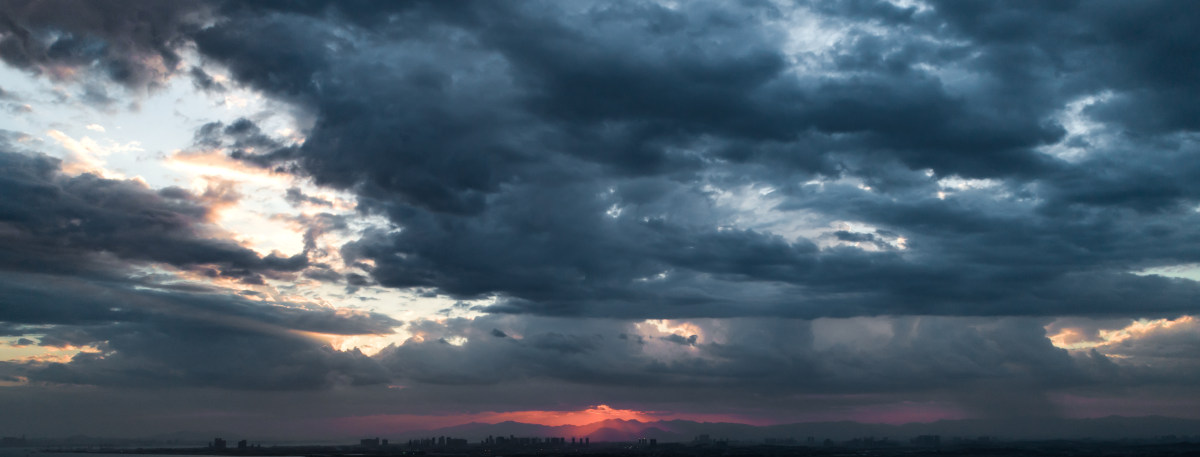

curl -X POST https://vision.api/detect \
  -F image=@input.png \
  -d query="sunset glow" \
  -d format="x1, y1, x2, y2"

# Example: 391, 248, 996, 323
329, 405, 778, 435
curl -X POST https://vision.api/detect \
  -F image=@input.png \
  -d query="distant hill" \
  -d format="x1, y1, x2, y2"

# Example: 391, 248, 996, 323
392, 416, 1200, 443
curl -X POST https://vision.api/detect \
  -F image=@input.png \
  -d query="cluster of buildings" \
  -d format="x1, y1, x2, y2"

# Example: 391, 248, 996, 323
481, 435, 587, 447
208, 438, 257, 450
405, 436, 466, 447
401, 435, 593, 448
366, 435, 596, 449
359, 437, 389, 447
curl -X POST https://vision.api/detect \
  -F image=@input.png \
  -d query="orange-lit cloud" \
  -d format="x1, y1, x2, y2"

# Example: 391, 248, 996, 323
46, 129, 140, 178
1047, 315, 1196, 350
475, 404, 649, 427
194, 176, 243, 216
1098, 315, 1194, 345
166, 148, 283, 185
0, 339, 102, 364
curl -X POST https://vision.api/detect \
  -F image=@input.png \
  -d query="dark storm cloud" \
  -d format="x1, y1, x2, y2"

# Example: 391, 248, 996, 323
0, 128, 32, 149
154, 0, 1200, 320
362, 314, 1139, 419
322, 313, 1200, 421
0, 150, 306, 282
0, 275, 398, 391
187, 66, 225, 92
1, 282, 396, 391
0, 262, 400, 389
0, 147, 400, 390
194, 118, 287, 164
6, 0, 1200, 406
0, 270, 397, 335
29, 319, 389, 390
284, 187, 332, 207
0, 0, 210, 89
921, 0, 1200, 135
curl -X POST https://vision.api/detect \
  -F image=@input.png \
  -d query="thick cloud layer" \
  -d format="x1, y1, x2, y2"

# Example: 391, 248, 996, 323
3, 0, 1200, 434
177, 0, 1200, 319
0, 0, 209, 89
0, 149, 399, 389
8, 1, 1200, 319
0, 150, 308, 283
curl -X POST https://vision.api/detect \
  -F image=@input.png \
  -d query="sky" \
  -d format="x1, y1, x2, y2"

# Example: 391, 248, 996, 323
2, 0, 1200, 439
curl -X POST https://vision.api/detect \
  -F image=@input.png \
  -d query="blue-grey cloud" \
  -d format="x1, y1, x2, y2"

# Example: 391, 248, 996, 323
11, 0, 1200, 320
3, 0, 1200, 423
0, 148, 399, 390
167, 0, 1200, 320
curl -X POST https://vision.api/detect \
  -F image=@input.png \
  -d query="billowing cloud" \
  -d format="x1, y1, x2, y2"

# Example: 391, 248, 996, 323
7, 0, 1200, 319
170, 0, 1200, 320
0, 150, 306, 283
0, 148, 399, 390
2, 0, 1200, 437
0, 0, 209, 89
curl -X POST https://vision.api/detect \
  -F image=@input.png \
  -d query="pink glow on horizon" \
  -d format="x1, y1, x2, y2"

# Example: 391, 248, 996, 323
328, 401, 973, 436
329, 404, 762, 434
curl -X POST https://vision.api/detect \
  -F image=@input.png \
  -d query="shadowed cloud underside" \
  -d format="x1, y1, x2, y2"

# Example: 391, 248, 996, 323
2, 0, 1200, 438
